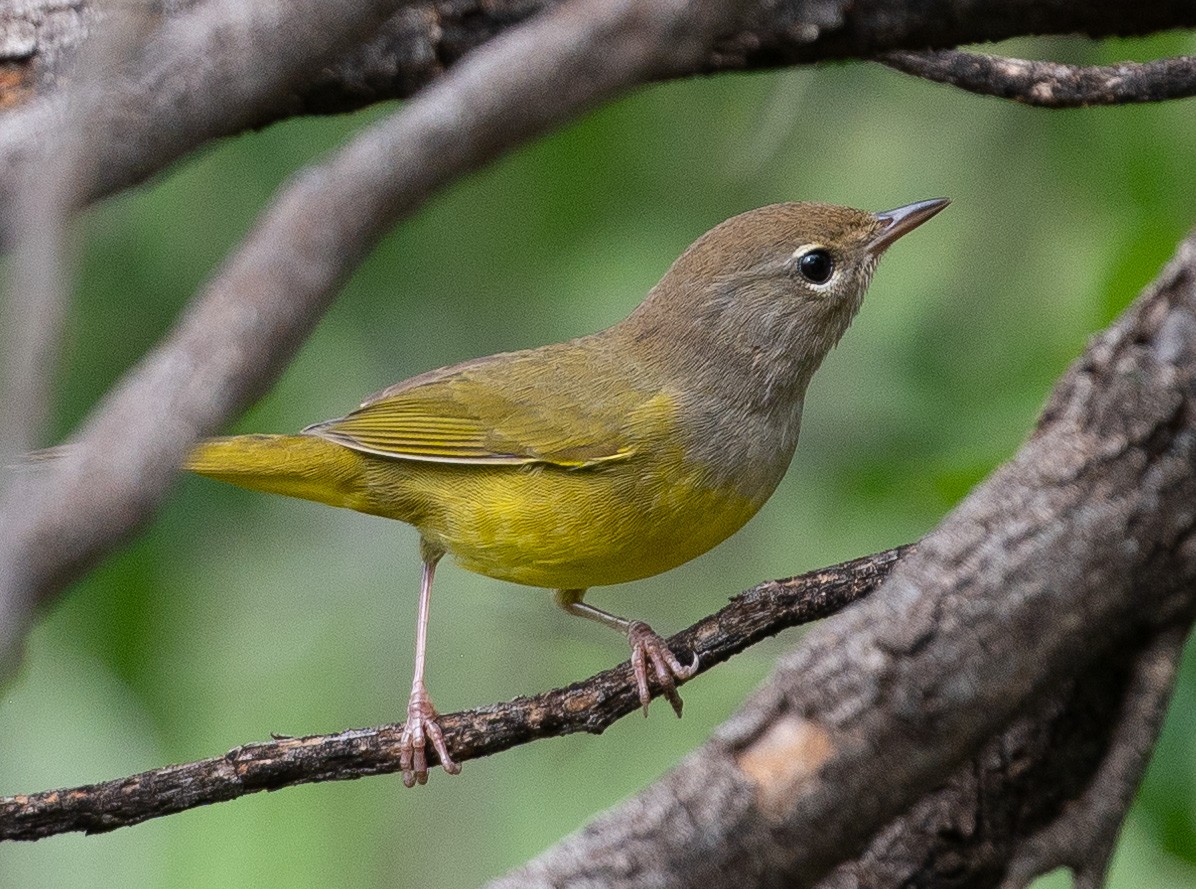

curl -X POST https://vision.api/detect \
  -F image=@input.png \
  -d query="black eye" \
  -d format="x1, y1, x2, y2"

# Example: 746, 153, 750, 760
797, 249, 834, 284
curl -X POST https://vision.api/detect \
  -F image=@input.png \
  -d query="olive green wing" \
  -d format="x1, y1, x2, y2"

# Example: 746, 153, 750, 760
304, 350, 650, 468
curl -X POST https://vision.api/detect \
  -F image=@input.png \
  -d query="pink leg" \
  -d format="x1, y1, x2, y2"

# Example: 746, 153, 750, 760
554, 588, 698, 717
399, 544, 460, 787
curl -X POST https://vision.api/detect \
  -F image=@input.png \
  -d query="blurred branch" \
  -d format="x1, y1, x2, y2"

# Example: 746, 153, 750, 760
881, 50, 1196, 107
0, 0, 417, 247
489, 229, 1196, 888
3, 0, 1196, 236
0, 1, 164, 673
0, 1, 160, 465
0, 546, 906, 839
0, 169, 70, 466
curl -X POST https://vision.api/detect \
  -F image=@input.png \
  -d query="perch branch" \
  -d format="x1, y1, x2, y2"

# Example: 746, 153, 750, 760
881, 50, 1196, 107
0, 546, 905, 840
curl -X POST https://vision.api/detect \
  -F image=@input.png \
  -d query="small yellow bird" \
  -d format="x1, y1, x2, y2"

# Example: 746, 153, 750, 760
187, 198, 948, 786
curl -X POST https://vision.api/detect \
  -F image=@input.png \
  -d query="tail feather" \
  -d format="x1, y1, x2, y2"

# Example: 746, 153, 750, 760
186, 434, 370, 512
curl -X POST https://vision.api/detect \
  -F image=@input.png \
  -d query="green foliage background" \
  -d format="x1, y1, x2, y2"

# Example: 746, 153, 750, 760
4, 33, 1196, 888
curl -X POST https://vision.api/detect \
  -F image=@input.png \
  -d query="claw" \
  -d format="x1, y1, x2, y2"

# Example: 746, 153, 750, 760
626, 621, 699, 717
399, 684, 460, 787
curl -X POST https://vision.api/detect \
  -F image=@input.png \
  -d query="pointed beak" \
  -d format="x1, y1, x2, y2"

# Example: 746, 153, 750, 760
867, 198, 951, 254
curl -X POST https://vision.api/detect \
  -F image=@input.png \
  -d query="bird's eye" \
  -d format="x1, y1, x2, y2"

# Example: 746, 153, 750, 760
797, 249, 834, 285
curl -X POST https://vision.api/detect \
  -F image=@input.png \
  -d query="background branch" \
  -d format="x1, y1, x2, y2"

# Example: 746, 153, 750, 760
881, 50, 1196, 107
2, 0, 1196, 235
0, 0, 159, 469
0, 0, 418, 245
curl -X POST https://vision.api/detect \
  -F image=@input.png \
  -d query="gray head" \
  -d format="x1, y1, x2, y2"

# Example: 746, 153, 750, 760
625, 198, 950, 410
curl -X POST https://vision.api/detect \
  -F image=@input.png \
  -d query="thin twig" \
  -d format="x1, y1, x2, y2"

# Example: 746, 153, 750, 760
0, 546, 906, 840
880, 50, 1196, 107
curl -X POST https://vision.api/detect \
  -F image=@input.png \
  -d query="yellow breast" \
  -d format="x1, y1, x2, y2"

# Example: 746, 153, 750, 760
362, 452, 765, 590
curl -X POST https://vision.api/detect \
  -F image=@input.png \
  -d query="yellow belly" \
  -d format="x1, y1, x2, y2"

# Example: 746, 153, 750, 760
361, 455, 765, 589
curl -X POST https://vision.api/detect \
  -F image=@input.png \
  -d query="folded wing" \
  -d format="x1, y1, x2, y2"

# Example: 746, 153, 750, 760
305, 348, 654, 469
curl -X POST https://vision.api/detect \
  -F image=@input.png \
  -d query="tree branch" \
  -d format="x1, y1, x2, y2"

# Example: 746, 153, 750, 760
487, 228, 1196, 887
0, 546, 905, 840
881, 50, 1196, 107
814, 621, 1188, 889
996, 624, 1188, 889
0, 0, 418, 244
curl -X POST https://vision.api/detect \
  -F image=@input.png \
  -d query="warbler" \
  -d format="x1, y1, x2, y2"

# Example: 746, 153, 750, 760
187, 198, 949, 786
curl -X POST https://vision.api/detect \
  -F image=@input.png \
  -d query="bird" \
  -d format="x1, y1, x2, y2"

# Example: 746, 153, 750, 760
186, 197, 949, 786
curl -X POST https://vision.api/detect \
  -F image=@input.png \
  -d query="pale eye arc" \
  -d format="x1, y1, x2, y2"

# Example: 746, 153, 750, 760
796, 248, 834, 284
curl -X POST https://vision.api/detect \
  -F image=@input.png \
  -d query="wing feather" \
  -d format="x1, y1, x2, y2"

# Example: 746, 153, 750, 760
304, 347, 651, 468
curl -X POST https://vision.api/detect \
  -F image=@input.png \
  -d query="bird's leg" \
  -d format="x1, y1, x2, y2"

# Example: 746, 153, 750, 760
399, 541, 460, 787
554, 588, 698, 717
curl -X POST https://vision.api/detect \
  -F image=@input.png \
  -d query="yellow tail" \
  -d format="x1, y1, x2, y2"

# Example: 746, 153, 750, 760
186, 434, 371, 512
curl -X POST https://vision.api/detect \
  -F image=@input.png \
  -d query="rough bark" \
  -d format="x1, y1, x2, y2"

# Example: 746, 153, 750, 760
818, 625, 1187, 889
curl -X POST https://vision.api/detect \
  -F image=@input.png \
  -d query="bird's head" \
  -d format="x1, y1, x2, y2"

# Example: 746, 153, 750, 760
629, 198, 949, 403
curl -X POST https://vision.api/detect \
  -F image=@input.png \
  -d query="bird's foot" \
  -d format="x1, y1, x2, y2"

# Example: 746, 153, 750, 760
627, 620, 699, 718
399, 684, 460, 787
